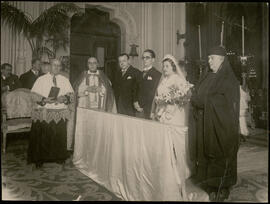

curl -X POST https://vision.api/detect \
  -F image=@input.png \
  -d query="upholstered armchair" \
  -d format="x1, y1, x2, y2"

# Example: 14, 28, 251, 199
1, 88, 37, 153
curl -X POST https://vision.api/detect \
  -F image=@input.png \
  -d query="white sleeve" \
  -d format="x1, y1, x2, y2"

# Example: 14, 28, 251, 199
31, 78, 42, 95
62, 77, 74, 95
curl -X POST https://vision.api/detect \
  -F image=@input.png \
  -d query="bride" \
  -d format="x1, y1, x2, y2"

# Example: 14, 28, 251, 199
151, 54, 196, 201
151, 54, 193, 126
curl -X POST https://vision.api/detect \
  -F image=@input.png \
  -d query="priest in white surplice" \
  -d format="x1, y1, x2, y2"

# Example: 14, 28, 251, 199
27, 59, 74, 168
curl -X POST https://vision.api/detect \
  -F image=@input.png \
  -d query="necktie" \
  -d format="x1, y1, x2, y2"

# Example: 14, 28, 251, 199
122, 69, 127, 76
143, 70, 147, 78
143, 67, 151, 78
53, 75, 57, 87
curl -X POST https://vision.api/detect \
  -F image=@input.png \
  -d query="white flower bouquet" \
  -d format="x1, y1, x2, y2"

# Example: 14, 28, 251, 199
154, 82, 193, 120
155, 83, 193, 107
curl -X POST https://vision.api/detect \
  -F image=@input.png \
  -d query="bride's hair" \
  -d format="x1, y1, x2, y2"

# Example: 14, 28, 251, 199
162, 58, 177, 72
162, 54, 188, 79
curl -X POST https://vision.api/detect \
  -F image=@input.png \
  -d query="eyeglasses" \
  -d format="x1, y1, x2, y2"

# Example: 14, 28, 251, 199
141, 56, 152, 60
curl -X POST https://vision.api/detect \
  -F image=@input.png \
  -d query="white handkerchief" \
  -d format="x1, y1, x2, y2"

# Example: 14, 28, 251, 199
127, 76, 132, 80
147, 76, 152, 80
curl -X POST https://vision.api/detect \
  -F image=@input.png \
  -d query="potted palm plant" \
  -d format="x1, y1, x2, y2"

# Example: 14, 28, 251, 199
1, 2, 82, 60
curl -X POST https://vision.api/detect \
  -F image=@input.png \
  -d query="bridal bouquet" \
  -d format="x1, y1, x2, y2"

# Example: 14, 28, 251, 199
154, 82, 193, 120
155, 83, 193, 107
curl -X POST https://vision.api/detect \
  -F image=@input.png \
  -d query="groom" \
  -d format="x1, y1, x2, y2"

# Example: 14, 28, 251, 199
134, 49, 161, 119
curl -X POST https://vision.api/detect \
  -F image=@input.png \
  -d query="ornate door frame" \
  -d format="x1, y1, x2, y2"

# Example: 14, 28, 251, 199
75, 3, 139, 53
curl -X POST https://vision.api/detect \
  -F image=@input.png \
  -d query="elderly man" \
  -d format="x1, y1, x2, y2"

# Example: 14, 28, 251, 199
66, 57, 116, 151
113, 53, 141, 116
190, 46, 240, 201
27, 59, 74, 168
19, 58, 41, 89
1, 63, 21, 93
73, 56, 116, 112
134, 49, 161, 119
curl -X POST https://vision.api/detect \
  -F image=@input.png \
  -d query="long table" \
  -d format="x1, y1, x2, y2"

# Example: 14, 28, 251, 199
72, 107, 193, 201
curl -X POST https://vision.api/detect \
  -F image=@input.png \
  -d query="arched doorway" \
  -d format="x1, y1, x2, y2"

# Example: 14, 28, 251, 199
70, 7, 121, 85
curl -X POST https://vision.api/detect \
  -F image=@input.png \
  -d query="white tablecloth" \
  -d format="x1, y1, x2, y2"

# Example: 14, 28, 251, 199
73, 107, 192, 201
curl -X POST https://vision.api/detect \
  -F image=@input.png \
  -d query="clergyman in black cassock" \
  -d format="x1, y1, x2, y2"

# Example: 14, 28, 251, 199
189, 46, 240, 201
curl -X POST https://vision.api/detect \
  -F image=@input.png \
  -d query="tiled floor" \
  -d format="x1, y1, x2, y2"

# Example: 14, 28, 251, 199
2, 129, 268, 201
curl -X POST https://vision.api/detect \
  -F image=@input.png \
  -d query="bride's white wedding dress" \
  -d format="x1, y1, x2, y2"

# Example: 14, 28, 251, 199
152, 54, 208, 201
155, 73, 190, 127
153, 73, 195, 200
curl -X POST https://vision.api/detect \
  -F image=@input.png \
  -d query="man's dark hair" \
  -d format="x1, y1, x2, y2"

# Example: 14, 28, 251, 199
119, 53, 130, 60
143, 49, 156, 58
32, 58, 40, 65
1, 63, 12, 70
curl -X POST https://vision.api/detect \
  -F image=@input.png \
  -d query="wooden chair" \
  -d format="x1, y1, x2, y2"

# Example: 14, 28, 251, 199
1, 88, 33, 153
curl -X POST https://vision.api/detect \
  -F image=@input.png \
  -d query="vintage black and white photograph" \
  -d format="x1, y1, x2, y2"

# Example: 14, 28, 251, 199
1, 1, 268, 202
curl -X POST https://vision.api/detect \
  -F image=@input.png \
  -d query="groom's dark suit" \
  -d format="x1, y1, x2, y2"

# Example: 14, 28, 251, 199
135, 67, 161, 119
113, 65, 141, 116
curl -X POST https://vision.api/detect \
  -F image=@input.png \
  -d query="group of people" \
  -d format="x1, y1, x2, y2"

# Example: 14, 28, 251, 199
1, 45, 241, 201
1, 59, 51, 93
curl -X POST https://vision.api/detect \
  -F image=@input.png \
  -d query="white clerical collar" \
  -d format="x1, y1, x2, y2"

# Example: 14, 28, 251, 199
49, 73, 59, 77
2, 75, 6, 80
143, 66, 152, 72
87, 70, 99, 75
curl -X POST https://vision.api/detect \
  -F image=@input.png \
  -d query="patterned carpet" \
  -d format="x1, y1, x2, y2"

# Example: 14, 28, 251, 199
1, 134, 121, 201
1, 133, 268, 201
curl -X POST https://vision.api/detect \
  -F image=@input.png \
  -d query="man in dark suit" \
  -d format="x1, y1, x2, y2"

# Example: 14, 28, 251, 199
134, 49, 162, 119
19, 58, 41, 89
113, 53, 141, 117
1, 63, 21, 93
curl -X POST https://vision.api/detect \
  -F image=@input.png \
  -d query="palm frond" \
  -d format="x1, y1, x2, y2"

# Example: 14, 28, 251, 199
1, 2, 81, 58
50, 2, 81, 14
31, 3, 80, 39
45, 33, 69, 51
1, 2, 32, 37
34, 46, 55, 59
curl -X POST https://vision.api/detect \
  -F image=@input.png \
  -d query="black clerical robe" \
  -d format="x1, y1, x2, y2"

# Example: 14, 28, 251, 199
189, 57, 240, 189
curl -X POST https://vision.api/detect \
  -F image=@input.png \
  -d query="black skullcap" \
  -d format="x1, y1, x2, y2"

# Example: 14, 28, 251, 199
208, 46, 226, 56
